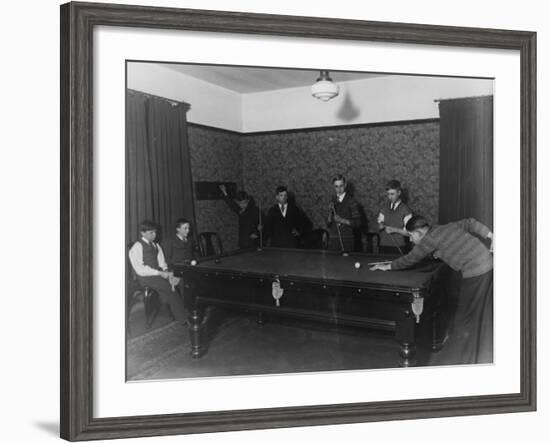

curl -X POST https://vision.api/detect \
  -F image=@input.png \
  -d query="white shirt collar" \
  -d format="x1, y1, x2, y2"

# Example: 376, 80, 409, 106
141, 237, 156, 248
337, 192, 346, 203
391, 200, 402, 210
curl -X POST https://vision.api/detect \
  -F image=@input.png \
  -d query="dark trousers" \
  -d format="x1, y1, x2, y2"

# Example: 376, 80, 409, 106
137, 275, 187, 324
328, 224, 355, 252
328, 235, 354, 252
431, 270, 493, 365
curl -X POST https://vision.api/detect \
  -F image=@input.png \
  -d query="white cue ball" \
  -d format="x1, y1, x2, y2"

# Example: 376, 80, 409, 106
354, 262, 361, 269
190, 260, 197, 266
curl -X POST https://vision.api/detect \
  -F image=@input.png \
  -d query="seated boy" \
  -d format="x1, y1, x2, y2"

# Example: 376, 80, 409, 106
128, 220, 187, 325
163, 218, 199, 266
370, 215, 494, 365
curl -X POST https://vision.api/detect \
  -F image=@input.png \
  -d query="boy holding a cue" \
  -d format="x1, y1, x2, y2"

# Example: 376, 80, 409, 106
326, 174, 361, 252
219, 185, 263, 249
370, 215, 494, 365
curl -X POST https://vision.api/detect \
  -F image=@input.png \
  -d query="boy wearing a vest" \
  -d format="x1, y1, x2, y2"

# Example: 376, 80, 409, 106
377, 180, 413, 253
370, 215, 494, 364
129, 220, 187, 324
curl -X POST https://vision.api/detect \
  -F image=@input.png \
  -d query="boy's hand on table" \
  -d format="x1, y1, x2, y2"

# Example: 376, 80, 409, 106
369, 263, 391, 271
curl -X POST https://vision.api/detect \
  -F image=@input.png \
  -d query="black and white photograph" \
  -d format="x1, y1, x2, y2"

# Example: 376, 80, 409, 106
1, 0, 545, 440
53, 2, 538, 441
125, 61, 495, 381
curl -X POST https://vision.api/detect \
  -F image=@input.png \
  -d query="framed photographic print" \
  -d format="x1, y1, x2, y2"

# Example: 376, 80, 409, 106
60, 1, 536, 441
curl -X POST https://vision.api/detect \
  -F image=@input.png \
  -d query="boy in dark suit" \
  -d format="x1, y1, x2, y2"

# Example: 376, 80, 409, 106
264, 185, 305, 248
326, 174, 361, 252
219, 185, 262, 249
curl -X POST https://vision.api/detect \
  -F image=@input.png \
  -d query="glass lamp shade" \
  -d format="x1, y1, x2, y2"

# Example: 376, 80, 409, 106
311, 75, 340, 101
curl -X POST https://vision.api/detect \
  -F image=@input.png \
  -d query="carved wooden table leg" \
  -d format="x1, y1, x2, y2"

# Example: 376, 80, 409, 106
399, 342, 417, 367
396, 303, 418, 367
189, 308, 204, 359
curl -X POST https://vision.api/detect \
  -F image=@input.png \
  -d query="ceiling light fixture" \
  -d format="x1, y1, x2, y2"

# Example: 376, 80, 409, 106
311, 70, 339, 102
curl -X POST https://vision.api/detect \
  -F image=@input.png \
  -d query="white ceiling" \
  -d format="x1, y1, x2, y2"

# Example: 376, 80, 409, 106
160, 63, 382, 93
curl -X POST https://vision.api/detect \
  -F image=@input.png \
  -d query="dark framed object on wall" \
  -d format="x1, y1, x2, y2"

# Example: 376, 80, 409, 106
195, 181, 237, 200
60, 1, 536, 441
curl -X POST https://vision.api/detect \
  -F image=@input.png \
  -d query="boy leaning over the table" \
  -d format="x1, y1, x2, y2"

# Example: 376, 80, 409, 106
370, 215, 494, 365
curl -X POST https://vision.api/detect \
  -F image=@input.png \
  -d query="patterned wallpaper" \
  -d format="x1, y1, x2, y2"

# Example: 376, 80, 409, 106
241, 122, 440, 232
187, 121, 440, 251
188, 125, 243, 251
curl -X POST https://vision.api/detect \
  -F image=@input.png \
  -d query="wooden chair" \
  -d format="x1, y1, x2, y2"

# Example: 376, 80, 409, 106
126, 248, 160, 335
363, 232, 380, 254
198, 232, 223, 257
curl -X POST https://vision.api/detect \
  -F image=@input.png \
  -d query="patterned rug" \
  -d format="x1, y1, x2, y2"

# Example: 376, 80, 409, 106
126, 321, 189, 380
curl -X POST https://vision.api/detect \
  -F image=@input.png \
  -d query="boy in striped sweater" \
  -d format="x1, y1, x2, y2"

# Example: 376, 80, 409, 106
370, 215, 494, 365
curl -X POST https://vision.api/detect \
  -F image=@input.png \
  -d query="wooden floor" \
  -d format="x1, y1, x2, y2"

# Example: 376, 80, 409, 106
126, 303, 451, 381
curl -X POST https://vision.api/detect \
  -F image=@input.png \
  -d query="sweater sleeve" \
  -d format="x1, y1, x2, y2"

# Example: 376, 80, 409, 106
402, 204, 413, 229
455, 218, 491, 238
390, 240, 435, 270
223, 196, 241, 215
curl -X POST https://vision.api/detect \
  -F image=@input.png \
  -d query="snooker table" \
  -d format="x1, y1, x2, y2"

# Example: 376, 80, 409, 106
174, 248, 451, 367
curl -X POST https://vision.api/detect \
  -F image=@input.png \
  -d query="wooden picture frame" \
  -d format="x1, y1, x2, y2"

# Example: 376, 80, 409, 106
60, 1, 536, 440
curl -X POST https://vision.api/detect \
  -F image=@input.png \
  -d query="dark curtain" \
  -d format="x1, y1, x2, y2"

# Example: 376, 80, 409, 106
438, 96, 493, 229
126, 89, 195, 246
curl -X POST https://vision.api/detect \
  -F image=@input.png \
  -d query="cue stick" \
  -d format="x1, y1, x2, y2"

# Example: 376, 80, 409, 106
331, 203, 346, 253
388, 230, 404, 255
258, 200, 263, 249
383, 220, 405, 255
